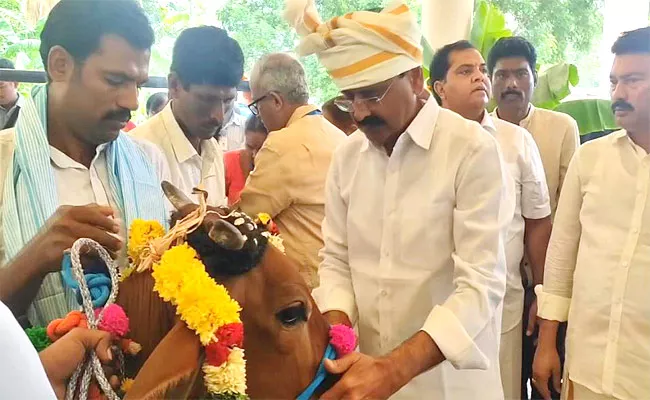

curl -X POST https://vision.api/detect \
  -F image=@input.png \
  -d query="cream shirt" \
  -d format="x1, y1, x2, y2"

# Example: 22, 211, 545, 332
481, 113, 551, 332
492, 105, 579, 219
239, 105, 347, 288
130, 102, 226, 206
314, 99, 510, 399
537, 131, 650, 400
0, 129, 171, 265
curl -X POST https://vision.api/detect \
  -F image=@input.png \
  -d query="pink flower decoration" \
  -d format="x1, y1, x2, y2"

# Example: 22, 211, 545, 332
329, 324, 357, 357
94, 304, 130, 337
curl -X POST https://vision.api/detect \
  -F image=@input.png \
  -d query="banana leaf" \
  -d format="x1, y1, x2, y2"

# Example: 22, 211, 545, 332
553, 99, 619, 142
532, 62, 579, 109
470, 0, 512, 59
421, 36, 434, 83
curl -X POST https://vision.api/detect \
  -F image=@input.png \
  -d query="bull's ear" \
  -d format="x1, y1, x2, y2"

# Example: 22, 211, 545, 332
206, 219, 247, 250
161, 181, 195, 210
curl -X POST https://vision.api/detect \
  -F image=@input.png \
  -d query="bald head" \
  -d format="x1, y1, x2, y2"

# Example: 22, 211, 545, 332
250, 53, 309, 104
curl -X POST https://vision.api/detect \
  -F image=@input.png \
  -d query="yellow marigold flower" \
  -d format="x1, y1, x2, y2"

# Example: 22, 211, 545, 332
203, 348, 247, 395
257, 213, 271, 225
152, 243, 242, 345
128, 219, 165, 264
120, 378, 135, 393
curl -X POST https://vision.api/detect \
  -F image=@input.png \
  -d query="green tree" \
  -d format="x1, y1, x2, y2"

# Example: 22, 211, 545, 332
219, 0, 421, 104
488, 0, 604, 88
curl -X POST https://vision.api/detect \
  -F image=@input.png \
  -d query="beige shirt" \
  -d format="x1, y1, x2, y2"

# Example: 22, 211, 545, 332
130, 102, 226, 206
314, 99, 511, 399
239, 105, 346, 288
493, 105, 579, 218
481, 113, 550, 332
537, 131, 650, 400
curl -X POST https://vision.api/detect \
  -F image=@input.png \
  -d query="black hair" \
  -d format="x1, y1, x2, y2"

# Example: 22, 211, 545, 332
611, 26, 650, 55
245, 114, 267, 134
0, 58, 15, 69
429, 40, 476, 104
171, 26, 244, 89
146, 92, 168, 116
40, 0, 154, 71
487, 36, 537, 78
172, 209, 270, 277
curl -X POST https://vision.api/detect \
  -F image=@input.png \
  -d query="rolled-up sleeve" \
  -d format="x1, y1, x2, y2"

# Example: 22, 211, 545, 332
537, 151, 583, 322
312, 151, 358, 325
421, 136, 509, 370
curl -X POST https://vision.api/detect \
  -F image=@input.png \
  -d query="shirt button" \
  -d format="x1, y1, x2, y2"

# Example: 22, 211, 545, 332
622, 262, 629, 268
632, 227, 639, 234
381, 290, 388, 296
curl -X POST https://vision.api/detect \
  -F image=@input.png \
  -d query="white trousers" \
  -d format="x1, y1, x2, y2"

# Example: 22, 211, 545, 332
500, 320, 523, 400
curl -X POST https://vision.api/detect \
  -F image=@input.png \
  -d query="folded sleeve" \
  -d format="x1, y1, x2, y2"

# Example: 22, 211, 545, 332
537, 150, 583, 322
311, 150, 358, 324
421, 134, 509, 370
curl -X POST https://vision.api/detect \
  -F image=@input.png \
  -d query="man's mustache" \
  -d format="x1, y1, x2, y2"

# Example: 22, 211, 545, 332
501, 90, 523, 99
103, 108, 131, 123
357, 115, 386, 128
611, 100, 634, 113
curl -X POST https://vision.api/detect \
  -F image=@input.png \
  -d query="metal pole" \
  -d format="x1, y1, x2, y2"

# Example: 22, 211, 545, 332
0, 69, 251, 91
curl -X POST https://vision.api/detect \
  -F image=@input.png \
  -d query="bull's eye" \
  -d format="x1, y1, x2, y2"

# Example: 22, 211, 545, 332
276, 303, 308, 327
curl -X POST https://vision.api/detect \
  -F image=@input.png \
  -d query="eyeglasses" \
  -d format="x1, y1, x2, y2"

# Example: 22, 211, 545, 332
334, 77, 398, 113
248, 94, 269, 116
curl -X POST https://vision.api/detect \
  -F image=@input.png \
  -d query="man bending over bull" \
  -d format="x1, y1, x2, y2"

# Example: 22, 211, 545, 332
0, 0, 170, 327
285, 1, 512, 399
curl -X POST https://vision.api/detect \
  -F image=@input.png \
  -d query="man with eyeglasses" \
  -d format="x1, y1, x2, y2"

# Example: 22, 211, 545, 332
431, 40, 551, 400
285, 1, 512, 399
131, 26, 244, 206
240, 52, 346, 289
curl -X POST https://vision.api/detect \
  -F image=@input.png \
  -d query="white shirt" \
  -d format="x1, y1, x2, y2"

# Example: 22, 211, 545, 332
314, 99, 510, 399
0, 301, 56, 399
492, 106, 579, 219
481, 113, 551, 332
0, 129, 171, 264
219, 111, 246, 152
130, 102, 227, 206
537, 130, 650, 400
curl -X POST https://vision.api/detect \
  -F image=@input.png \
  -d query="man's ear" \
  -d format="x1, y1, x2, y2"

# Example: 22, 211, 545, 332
47, 45, 75, 83
407, 67, 424, 94
167, 72, 184, 100
269, 91, 284, 109
433, 80, 445, 102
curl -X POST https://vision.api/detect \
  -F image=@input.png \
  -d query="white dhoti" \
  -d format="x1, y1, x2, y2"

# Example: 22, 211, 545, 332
500, 320, 523, 400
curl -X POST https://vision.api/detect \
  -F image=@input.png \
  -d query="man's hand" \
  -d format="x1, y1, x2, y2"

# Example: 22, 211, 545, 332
526, 297, 538, 336
532, 341, 562, 400
323, 310, 352, 328
39, 328, 116, 400
31, 204, 122, 274
320, 352, 398, 400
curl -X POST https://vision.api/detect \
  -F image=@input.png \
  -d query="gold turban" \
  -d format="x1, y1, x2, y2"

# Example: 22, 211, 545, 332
284, 0, 423, 91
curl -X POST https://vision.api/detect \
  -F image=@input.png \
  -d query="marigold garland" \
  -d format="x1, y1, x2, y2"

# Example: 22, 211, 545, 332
151, 242, 247, 398
128, 219, 165, 265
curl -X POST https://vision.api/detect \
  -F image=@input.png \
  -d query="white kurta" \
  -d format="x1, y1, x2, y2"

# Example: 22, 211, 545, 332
537, 131, 650, 400
314, 99, 511, 399
0, 301, 56, 399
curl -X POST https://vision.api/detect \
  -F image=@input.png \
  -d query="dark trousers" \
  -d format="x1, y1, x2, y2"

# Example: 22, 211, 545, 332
521, 286, 567, 400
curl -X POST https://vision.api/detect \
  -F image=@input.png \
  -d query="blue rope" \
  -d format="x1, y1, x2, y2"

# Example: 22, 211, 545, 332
61, 253, 111, 308
296, 343, 337, 400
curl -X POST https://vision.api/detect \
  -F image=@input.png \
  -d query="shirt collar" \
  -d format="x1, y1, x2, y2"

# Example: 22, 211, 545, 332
223, 111, 245, 129
493, 103, 534, 128
1, 93, 22, 112
162, 101, 199, 164
286, 104, 319, 127
359, 97, 440, 153
613, 129, 648, 157
480, 111, 497, 135
49, 142, 109, 170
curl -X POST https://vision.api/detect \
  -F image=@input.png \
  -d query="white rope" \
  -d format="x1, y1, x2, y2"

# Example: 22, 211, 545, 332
65, 238, 121, 400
